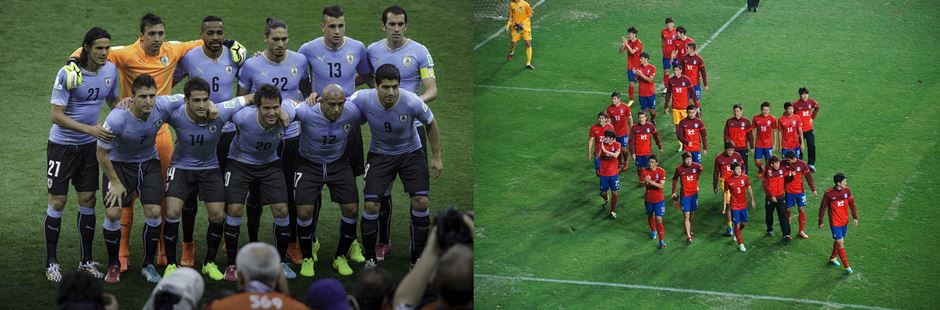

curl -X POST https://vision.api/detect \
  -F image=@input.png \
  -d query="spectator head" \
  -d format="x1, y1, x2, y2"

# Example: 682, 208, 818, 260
356, 268, 395, 310
307, 278, 354, 310
434, 244, 473, 309
236, 242, 282, 289
57, 271, 108, 310
143, 267, 204, 310
436, 207, 474, 251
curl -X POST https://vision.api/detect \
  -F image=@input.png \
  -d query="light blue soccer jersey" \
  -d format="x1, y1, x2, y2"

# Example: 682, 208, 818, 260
49, 62, 119, 145
366, 39, 434, 94
98, 94, 184, 163
178, 46, 239, 132
237, 51, 307, 139
227, 103, 296, 165
298, 37, 371, 96
166, 97, 246, 169
350, 89, 433, 155
294, 101, 365, 164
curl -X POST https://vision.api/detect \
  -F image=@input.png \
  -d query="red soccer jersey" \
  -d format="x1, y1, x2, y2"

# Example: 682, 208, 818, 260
606, 103, 631, 137
752, 114, 777, 148
598, 141, 621, 177
677, 118, 707, 152
673, 163, 703, 198
641, 166, 667, 202
626, 39, 642, 69
589, 123, 614, 153
680, 54, 706, 86
762, 166, 786, 197
661, 28, 677, 58
792, 98, 819, 131
630, 123, 659, 156
724, 174, 750, 210
667, 76, 696, 110
724, 117, 753, 150
778, 114, 803, 149
713, 152, 744, 189
820, 187, 857, 227
637, 64, 657, 96
783, 159, 815, 194
674, 37, 694, 59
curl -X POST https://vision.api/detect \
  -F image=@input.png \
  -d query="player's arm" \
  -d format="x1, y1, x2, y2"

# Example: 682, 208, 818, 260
700, 126, 708, 153
776, 120, 783, 151
812, 101, 820, 119
426, 119, 442, 178
651, 174, 665, 189
689, 84, 700, 108
671, 168, 680, 198
747, 185, 755, 209
761, 172, 772, 197
722, 184, 731, 214
587, 136, 595, 160
236, 64, 253, 96
663, 80, 673, 112
818, 194, 829, 228
712, 158, 721, 193
524, 2, 534, 21
652, 131, 663, 152
698, 60, 708, 91
849, 194, 858, 225
51, 105, 114, 142
804, 167, 816, 195
723, 120, 731, 144
96, 146, 125, 208
418, 52, 437, 103
747, 122, 754, 150
627, 132, 636, 158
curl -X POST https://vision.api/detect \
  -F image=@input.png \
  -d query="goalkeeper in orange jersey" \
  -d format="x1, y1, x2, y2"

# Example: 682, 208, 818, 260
506, 0, 535, 69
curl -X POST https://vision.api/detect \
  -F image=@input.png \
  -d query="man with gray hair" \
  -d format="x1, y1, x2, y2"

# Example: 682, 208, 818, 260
206, 243, 307, 309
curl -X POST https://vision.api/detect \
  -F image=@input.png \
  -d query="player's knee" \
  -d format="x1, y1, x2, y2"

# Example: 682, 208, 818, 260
271, 204, 289, 218
47, 195, 67, 210
296, 205, 314, 221
165, 207, 182, 219
143, 205, 161, 218
76, 192, 96, 207
105, 208, 122, 221
340, 204, 358, 218
226, 204, 244, 217
364, 203, 380, 215
410, 196, 429, 210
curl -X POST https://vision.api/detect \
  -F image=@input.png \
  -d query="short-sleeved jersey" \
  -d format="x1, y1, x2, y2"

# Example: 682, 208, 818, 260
783, 159, 815, 194
298, 37, 372, 96
598, 142, 621, 177
74, 40, 202, 98
778, 114, 803, 149
724, 117, 752, 149
725, 174, 750, 210
295, 101, 365, 164
677, 118, 707, 152
590, 123, 614, 154
625, 39, 642, 69
237, 51, 308, 139
166, 97, 245, 169
673, 163, 703, 197
49, 62, 119, 145
661, 27, 677, 58
98, 95, 184, 163
177, 46, 239, 132
751, 114, 777, 148
667, 75, 696, 110
762, 166, 786, 197
641, 167, 667, 202
637, 64, 656, 96
367, 39, 435, 95
673, 37, 694, 59
206, 291, 308, 310
351, 89, 434, 155
680, 54, 706, 86
606, 103, 631, 137
509, 0, 534, 26
820, 187, 856, 227
630, 123, 658, 156
713, 152, 744, 183
227, 103, 296, 165
792, 98, 819, 132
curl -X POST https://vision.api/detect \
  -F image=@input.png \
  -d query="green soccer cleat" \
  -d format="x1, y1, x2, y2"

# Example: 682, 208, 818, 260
312, 239, 320, 262
844, 267, 854, 275
829, 258, 841, 267
202, 262, 224, 281
163, 263, 178, 278
333, 256, 353, 276
300, 258, 315, 277
348, 240, 366, 263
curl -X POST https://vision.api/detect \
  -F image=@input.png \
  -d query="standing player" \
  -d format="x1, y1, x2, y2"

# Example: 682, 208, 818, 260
762, 156, 789, 239
660, 17, 677, 90
723, 163, 755, 252
367, 5, 440, 261
779, 102, 804, 159
676, 105, 707, 163
818, 173, 859, 275
671, 152, 703, 244
597, 131, 622, 218
665, 66, 699, 152
670, 26, 694, 68
679, 43, 707, 102
45, 27, 118, 282
793, 87, 820, 171
506, 0, 535, 69
634, 53, 658, 124
629, 111, 662, 184
620, 27, 642, 104
724, 104, 753, 174
713, 142, 744, 236
352, 64, 443, 267
606, 92, 633, 170
640, 155, 667, 249
751, 102, 777, 172
588, 112, 614, 175
783, 151, 817, 239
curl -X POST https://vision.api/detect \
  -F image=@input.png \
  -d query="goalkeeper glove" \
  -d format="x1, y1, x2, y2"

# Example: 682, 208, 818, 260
223, 39, 247, 66
514, 24, 524, 32
63, 57, 82, 90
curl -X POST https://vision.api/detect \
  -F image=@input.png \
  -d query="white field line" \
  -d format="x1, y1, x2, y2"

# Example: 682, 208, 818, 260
476, 274, 895, 310
474, 0, 547, 51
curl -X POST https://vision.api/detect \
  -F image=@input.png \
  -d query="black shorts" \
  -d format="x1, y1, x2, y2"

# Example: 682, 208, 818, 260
102, 159, 164, 207
224, 159, 287, 205
165, 166, 225, 203
278, 137, 300, 201
294, 156, 358, 204
344, 125, 366, 176
363, 150, 429, 202
216, 131, 236, 172
47, 141, 99, 195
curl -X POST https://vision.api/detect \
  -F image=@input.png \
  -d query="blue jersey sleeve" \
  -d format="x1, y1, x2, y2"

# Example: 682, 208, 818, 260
50, 68, 70, 106
217, 96, 247, 123
411, 93, 434, 125
237, 60, 254, 90
98, 111, 123, 149
356, 43, 372, 75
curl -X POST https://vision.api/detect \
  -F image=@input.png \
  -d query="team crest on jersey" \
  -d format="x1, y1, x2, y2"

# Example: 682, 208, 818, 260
844, 193, 848, 198
796, 167, 802, 172
346, 53, 355, 65
160, 55, 169, 66
291, 67, 299, 77
208, 125, 218, 134
277, 131, 284, 139
646, 128, 650, 133
741, 180, 745, 185
740, 123, 746, 128
403, 56, 413, 68
343, 124, 351, 133
399, 114, 408, 123
105, 77, 112, 88
694, 123, 699, 128
225, 66, 233, 76
692, 168, 697, 173
47, 178, 53, 189
155, 119, 164, 127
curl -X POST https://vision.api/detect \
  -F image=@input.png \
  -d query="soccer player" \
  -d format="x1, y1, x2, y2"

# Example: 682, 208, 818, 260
506, 0, 535, 69
671, 152, 703, 244
783, 151, 817, 239
237, 17, 308, 262
723, 163, 755, 252
679, 42, 707, 102
762, 156, 789, 239
793, 87, 820, 171
713, 142, 744, 236
676, 105, 707, 163
45, 27, 118, 282
670, 26, 694, 67
597, 131, 621, 218
588, 112, 614, 174
751, 101, 777, 172
606, 92, 633, 170
640, 155, 667, 249
367, 6, 439, 261
97, 74, 186, 283
779, 102, 804, 159
351, 64, 443, 267
660, 17, 677, 89
291, 84, 368, 277
619, 27, 642, 103
818, 173, 859, 275
634, 53, 658, 124
222, 85, 297, 281
724, 104, 753, 174
629, 111, 662, 183
665, 66, 700, 151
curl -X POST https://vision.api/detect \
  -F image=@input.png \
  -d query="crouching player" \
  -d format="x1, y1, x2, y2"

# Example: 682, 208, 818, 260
818, 173, 859, 275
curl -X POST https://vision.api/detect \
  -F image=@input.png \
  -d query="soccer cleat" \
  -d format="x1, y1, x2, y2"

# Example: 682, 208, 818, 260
202, 262, 224, 281
738, 244, 747, 252
687, 237, 693, 244
525, 64, 535, 70
348, 240, 366, 263
798, 231, 809, 239
830, 258, 842, 267
104, 265, 121, 284
732, 234, 738, 243
650, 231, 657, 240
844, 267, 854, 275
78, 261, 104, 279
46, 263, 62, 282
287, 242, 303, 264
180, 241, 195, 267
676, 144, 684, 153
627, 100, 635, 107
601, 200, 608, 210
164, 263, 178, 278
156, 253, 167, 266
333, 256, 353, 276
141, 264, 162, 283
364, 258, 377, 269
223, 265, 238, 282
299, 258, 315, 277
783, 235, 793, 241
610, 211, 617, 219
119, 256, 129, 273
725, 227, 734, 236
375, 244, 391, 262
808, 165, 816, 172
767, 230, 775, 237
507, 53, 514, 62
281, 262, 296, 279
312, 239, 321, 262
658, 240, 667, 249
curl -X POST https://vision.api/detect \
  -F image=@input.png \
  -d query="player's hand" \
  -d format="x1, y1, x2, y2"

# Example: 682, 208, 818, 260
812, 190, 818, 197
278, 108, 291, 127
115, 97, 132, 109
750, 202, 755, 209
430, 157, 443, 179
305, 92, 320, 106
251, 50, 263, 58
632, 154, 637, 160
222, 40, 247, 67
721, 207, 726, 215
703, 149, 708, 156
207, 100, 220, 119
671, 193, 677, 200
658, 148, 663, 154
770, 196, 777, 203
105, 181, 126, 208
818, 223, 824, 229
853, 218, 859, 226
704, 85, 709, 92
63, 58, 83, 90
87, 123, 114, 143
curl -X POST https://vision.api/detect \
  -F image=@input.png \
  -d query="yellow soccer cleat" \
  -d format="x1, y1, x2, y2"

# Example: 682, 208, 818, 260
299, 258, 315, 277
333, 256, 353, 276
202, 262, 224, 281
348, 240, 366, 263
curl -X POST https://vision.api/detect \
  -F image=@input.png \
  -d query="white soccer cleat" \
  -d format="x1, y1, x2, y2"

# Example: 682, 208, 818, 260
738, 244, 747, 252
46, 263, 62, 282
364, 258, 377, 269
78, 261, 104, 279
